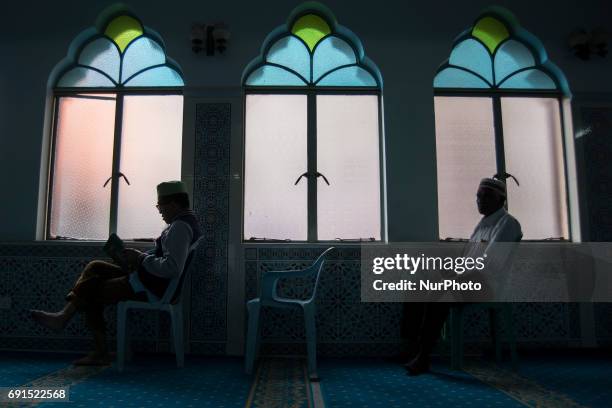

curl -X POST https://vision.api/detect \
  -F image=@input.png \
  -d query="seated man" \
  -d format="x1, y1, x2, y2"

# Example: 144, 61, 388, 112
403, 175, 522, 375
31, 181, 201, 365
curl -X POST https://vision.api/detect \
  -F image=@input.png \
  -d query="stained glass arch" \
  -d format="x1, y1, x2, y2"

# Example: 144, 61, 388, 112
50, 5, 184, 89
242, 3, 382, 88
434, 6, 569, 95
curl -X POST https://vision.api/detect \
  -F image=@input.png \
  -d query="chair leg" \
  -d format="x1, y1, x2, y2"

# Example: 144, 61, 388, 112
304, 306, 318, 381
170, 306, 185, 368
245, 302, 261, 375
504, 306, 518, 370
489, 308, 502, 363
117, 304, 127, 372
450, 307, 464, 370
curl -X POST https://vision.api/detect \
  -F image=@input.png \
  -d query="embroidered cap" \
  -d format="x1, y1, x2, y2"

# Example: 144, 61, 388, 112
479, 173, 520, 197
157, 181, 187, 198
479, 177, 507, 197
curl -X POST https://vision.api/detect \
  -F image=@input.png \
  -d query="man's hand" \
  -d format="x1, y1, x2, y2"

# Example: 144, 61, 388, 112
123, 248, 144, 271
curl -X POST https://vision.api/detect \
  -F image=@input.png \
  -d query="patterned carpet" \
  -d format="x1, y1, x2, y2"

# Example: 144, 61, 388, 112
1, 351, 610, 407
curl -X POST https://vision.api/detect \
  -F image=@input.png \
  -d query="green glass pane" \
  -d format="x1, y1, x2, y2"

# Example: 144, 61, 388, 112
449, 39, 493, 84
246, 65, 306, 86
291, 14, 331, 52
493, 40, 535, 85
78, 38, 120, 83
433, 67, 490, 89
57, 67, 115, 87
104, 15, 143, 53
498, 69, 556, 90
472, 17, 509, 54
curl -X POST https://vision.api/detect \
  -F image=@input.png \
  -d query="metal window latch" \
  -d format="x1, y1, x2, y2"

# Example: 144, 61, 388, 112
103, 172, 131, 187
294, 171, 330, 186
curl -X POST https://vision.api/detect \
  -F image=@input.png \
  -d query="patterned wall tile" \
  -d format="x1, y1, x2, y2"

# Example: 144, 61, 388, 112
190, 103, 231, 345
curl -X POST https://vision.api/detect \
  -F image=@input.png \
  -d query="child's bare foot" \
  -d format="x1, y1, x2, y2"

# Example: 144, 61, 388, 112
30, 310, 67, 332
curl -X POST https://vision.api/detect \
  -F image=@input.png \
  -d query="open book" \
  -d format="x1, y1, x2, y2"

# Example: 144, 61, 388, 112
103, 233, 128, 270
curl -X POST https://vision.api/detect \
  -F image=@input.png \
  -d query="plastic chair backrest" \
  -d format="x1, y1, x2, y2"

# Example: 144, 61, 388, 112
309, 247, 335, 302
159, 237, 203, 305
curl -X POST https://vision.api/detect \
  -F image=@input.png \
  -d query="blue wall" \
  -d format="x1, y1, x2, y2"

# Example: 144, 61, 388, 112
1, 0, 611, 241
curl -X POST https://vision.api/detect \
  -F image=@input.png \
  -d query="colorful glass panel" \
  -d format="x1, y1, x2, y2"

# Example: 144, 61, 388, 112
435, 10, 566, 92
449, 39, 493, 84
57, 67, 115, 87
316, 66, 376, 86
499, 69, 555, 89
121, 37, 166, 84
434, 67, 489, 89
291, 14, 331, 52
313, 36, 356, 82
246, 65, 306, 86
78, 38, 120, 83
104, 15, 143, 53
54, 13, 183, 89
494, 40, 535, 83
122, 66, 184, 87
472, 17, 509, 54
267, 36, 311, 82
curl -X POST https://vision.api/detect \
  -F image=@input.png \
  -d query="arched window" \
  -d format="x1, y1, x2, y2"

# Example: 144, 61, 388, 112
433, 7, 571, 240
242, 3, 385, 242
46, 6, 184, 240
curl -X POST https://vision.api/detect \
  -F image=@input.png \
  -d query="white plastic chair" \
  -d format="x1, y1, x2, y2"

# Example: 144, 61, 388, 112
244, 247, 334, 380
116, 237, 202, 371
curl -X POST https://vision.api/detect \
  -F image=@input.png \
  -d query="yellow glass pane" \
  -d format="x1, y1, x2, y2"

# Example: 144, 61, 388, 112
472, 17, 509, 54
291, 14, 331, 52
104, 15, 143, 53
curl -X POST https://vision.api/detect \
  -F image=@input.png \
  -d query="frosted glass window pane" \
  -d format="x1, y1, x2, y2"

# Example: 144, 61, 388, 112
245, 65, 307, 86
317, 95, 381, 240
434, 97, 497, 239
449, 39, 493, 84
122, 66, 184, 87
316, 66, 376, 87
313, 36, 356, 82
266, 36, 311, 82
78, 38, 120, 83
117, 95, 183, 239
244, 95, 307, 240
501, 97, 568, 239
434, 67, 490, 89
121, 37, 166, 83
57, 67, 115, 87
50, 94, 116, 239
499, 69, 556, 90
493, 40, 535, 84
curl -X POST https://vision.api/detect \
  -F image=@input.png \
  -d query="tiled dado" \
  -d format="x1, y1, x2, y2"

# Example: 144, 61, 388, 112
0, 248, 223, 354
245, 247, 587, 356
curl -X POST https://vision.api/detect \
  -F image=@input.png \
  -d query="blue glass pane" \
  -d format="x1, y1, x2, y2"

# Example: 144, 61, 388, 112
449, 39, 493, 84
494, 40, 535, 85
316, 66, 376, 87
434, 67, 490, 88
78, 38, 120, 83
498, 69, 556, 89
245, 65, 306, 86
121, 37, 166, 84
123, 66, 184, 87
266, 36, 310, 82
57, 67, 115, 87
313, 36, 356, 82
